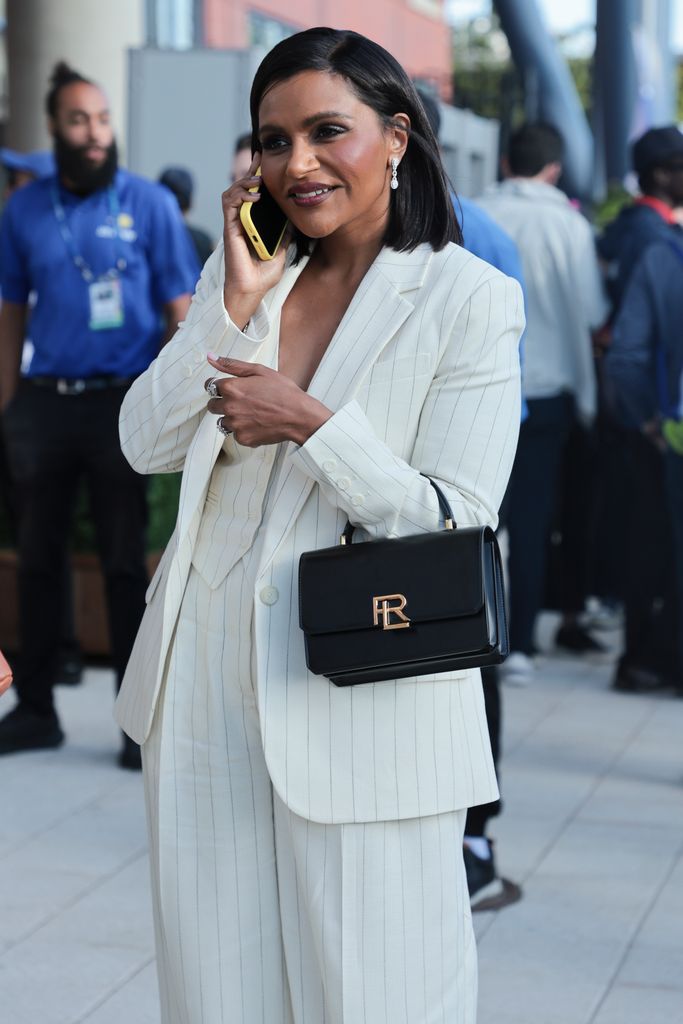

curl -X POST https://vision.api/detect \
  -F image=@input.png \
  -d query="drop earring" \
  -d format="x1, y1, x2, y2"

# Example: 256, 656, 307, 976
390, 157, 399, 190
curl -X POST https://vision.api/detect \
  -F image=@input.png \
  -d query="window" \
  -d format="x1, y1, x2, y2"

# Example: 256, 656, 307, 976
146, 0, 201, 49
248, 10, 298, 50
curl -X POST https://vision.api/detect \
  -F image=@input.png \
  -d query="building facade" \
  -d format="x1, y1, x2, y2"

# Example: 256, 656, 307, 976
150, 0, 453, 97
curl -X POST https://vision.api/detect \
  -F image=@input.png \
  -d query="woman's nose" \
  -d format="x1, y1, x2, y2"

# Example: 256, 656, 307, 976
286, 139, 319, 176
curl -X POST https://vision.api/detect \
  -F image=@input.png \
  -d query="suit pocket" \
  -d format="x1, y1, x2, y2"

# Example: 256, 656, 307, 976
364, 351, 432, 384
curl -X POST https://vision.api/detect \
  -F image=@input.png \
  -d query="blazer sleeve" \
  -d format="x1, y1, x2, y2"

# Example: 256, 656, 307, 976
291, 270, 524, 537
119, 243, 272, 475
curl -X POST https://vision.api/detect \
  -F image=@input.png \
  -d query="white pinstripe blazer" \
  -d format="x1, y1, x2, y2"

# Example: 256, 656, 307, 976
115, 240, 524, 825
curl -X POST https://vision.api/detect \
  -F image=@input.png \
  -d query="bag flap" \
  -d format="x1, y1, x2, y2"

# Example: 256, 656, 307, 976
299, 526, 492, 635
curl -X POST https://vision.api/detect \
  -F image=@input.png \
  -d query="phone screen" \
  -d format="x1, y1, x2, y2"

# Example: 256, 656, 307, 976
246, 178, 288, 255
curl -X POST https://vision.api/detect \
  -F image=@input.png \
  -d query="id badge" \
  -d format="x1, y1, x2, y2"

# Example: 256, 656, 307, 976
88, 278, 124, 330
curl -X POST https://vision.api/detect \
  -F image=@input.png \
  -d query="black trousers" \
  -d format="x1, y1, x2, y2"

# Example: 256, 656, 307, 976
664, 449, 683, 676
507, 394, 576, 654
2, 380, 148, 715
464, 665, 501, 835
620, 434, 678, 676
550, 424, 600, 616
463, 480, 516, 838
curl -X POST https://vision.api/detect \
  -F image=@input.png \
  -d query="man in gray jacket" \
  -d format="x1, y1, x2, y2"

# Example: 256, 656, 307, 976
478, 122, 608, 683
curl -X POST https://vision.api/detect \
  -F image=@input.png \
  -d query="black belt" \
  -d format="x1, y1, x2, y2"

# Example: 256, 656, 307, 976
28, 375, 134, 395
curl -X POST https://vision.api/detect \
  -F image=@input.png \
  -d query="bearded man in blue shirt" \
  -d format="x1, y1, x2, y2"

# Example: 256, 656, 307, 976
0, 62, 198, 768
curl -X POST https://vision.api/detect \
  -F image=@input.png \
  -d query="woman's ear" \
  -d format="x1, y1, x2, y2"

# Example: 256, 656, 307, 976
389, 113, 410, 163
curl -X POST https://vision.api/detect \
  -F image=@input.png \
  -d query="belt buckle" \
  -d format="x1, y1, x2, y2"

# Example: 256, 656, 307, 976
57, 378, 86, 396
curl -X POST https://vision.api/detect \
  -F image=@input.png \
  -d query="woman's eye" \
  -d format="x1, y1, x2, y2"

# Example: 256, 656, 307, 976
315, 124, 346, 140
261, 135, 289, 151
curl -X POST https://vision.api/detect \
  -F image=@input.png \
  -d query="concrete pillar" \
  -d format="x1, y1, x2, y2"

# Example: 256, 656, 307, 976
6, 0, 145, 155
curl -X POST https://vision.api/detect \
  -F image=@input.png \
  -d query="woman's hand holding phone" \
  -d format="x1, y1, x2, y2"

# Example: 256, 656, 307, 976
221, 156, 289, 329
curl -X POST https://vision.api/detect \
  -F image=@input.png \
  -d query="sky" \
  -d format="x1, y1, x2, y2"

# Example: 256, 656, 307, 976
447, 0, 683, 50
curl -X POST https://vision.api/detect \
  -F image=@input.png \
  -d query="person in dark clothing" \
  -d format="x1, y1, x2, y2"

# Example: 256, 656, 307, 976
604, 239, 683, 695
0, 146, 82, 686
159, 166, 214, 275
598, 126, 683, 308
596, 125, 683, 693
0, 63, 196, 768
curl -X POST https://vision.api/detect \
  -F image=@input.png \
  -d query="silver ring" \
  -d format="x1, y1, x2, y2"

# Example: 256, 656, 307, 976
216, 416, 232, 437
205, 376, 220, 398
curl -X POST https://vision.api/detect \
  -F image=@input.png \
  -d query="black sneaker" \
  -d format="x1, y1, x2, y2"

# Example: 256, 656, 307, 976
463, 840, 522, 912
555, 624, 606, 653
0, 704, 64, 755
118, 734, 142, 771
612, 661, 673, 694
55, 651, 84, 687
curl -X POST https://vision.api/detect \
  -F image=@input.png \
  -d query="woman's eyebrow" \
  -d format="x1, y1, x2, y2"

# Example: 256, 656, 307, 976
259, 111, 354, 134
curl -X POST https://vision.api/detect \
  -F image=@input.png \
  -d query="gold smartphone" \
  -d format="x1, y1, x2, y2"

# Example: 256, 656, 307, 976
239, 168, 288, 261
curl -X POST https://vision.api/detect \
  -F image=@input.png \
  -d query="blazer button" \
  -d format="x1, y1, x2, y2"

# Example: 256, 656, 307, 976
322, 460, 337, 473
259, 585, 279, 606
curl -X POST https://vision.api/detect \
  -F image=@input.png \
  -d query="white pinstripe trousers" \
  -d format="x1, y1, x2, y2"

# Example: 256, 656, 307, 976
142, 566, 477, 1024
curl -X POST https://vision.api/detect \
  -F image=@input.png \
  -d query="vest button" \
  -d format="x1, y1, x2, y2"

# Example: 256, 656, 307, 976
259, 585, 279, 606
337, 476, 351, 491
322, 459, 337, 473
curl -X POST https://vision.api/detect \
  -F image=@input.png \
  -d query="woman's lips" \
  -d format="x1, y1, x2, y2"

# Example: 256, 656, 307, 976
288, 184, 336, 207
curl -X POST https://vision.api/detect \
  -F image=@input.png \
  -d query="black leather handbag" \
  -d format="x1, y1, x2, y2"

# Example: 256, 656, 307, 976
298, 478, 509, 686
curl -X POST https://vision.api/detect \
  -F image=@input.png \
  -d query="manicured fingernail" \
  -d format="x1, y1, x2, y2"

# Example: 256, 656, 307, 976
207, 351, 219, 360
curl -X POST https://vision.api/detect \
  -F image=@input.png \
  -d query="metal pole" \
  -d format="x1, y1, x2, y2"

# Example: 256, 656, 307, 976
493, 0, 594, 201
594, 0, 638, 183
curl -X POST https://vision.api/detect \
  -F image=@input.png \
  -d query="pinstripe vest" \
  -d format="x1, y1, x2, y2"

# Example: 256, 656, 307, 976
191, 329, 279, 589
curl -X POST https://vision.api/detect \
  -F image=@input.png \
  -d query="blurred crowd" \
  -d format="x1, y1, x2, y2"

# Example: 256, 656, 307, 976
0, 60, 682, 911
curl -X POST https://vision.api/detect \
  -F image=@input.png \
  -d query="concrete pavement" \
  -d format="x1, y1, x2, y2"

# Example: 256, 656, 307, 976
1, 614, 681, 1024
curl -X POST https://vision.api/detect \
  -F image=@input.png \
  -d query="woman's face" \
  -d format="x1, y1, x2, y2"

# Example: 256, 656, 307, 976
257, 70, 407, 245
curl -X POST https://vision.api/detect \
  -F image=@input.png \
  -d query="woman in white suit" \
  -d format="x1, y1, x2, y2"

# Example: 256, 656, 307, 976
116, 27, 524, 1024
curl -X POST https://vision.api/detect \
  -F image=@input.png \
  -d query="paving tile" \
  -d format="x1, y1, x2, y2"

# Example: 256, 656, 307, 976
615, 857, 683, 993
591, 984, 683, 1024
77, 961, 160, 1024
0, 669, 129, 859
0, 785, 147, 952
1, 645, 682, 1024
0, 856, 155, 1024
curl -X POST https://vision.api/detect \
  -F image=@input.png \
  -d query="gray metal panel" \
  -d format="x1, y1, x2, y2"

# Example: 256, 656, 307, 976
439, 103, 500, 198
127, 47, 255, 240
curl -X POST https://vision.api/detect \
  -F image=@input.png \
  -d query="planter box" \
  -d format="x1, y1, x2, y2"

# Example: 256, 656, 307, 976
0, 548, 161, 656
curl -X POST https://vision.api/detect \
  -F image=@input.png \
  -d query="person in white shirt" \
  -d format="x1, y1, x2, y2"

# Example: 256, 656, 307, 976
478, 122, 608, 682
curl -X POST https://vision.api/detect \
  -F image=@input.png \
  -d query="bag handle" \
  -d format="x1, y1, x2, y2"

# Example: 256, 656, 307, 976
340, 475, 456, 545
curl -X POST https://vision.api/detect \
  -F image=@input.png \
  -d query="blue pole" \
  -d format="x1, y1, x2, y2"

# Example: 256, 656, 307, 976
493, 0, 595, 200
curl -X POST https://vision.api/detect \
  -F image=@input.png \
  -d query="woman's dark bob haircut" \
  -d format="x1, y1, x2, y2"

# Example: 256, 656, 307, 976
249, 27, 462, 261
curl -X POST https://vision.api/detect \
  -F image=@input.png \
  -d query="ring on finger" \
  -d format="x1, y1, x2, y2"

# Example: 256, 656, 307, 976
205, 377, 220, 398
216, 416, 232, 437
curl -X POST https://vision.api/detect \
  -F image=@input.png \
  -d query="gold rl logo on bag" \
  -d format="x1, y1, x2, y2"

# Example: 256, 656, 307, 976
372, 594, 411, 630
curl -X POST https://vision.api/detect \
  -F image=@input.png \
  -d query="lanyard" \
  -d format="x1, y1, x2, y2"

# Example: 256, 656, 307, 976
51, 183, 128, 284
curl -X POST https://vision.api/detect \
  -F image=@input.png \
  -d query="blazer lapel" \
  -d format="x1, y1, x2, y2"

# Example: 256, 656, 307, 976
257, 244, 433, 572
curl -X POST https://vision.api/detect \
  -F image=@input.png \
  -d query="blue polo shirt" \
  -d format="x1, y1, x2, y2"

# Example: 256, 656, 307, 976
0, 169, 199, 378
